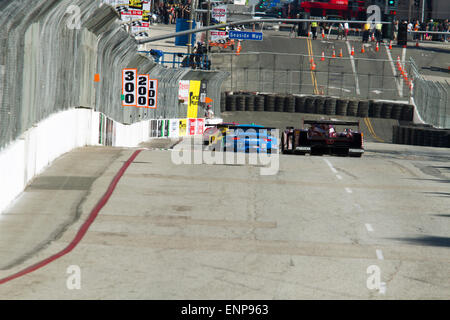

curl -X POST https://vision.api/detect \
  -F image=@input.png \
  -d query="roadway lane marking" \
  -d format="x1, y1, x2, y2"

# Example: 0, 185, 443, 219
363, 117, 385, 143
345, 187, 353, 194
346, 41, 360, 96
376, 249, 384, 260
365, 223, 374, 232
307, 38, 319, 94
323, 158, 338, 174
336, 174, 343, 180
383, 42, 402, 97
0, 150, 143, 286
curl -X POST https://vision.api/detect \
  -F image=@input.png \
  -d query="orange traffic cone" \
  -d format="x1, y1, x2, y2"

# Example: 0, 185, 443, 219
371, 33, 375, 42
311, 61, 316, 71
322, 30, 325, 39
416, 40, 419, 47
332, 49, 336, 58
375, 42, 379, 52
389, 40, 392, 50
351, 46, 355, 56
321, 51, 325, 61
338, 49, 343, 57
361, 46, 365, 53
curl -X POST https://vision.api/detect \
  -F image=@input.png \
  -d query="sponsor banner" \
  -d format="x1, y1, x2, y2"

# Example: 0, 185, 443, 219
137, 74, 149, 107
150, 119, 158, 137
131, 22, 150, 34
148, 79, 158, 109
129, 0, 142, 9
210, 30, 228, 42
163, 119, 170, 137
179, 119, 187, 137
143, 1, 151, 11
233, 0, 246, 5
169, 119, 179, 137
122, 68, 137, 107
196, 118, 205, 135
212, 5, 227, 23
188, 118, 197, 136
178, 80, 190, 104
199, 81, 207, 105
121, 9, 143, 22
157, 120, 163, 137
99, 114, 115, 146
187, 80, 201, 119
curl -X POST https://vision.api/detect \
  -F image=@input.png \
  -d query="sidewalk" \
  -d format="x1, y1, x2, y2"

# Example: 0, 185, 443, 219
138, 23, 192, 54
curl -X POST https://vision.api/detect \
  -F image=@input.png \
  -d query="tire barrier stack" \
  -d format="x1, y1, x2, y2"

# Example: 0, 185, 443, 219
314, 97, 326, 115
357, 100, 369, 118
285, 95, 295, 113
220, 92, 226, 112
336, 99, 348, 116
325, 98, 337, 115
255, 95, 265, 111
392, 125, 450, 148
275, 95, 286, 112
265, 94, 276, 112
346, 100, 358, 117
381, 102, 393, 119
222, 92, 415, 122
245, 95, 255, 111
304, 96, 315, 114
236, 95, 246, 111
226, 94, 237, 111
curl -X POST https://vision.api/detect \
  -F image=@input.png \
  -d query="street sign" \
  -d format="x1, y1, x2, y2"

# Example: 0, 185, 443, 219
228, 30, 263, 41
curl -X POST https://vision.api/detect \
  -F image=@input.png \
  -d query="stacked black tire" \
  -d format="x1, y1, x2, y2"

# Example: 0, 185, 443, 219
393, 125, 450, 148
295, 96, 306, 113
275, 95, 286, 112
325, 98, 337, 115
265, 94, 276, 112
245, 95, 255, 111
357, 100, 369, 118
336, 99, 348, 116
236, 95, 246, 111
255, 95, 265, 111
285, 95, 295, 113
304, 96, 315, 113
226, 94, 237, 111
314, 97, 326, 114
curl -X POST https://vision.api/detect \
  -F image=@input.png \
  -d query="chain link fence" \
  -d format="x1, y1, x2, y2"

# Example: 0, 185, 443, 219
212, 52, 413, 102
410, 57, 450, 129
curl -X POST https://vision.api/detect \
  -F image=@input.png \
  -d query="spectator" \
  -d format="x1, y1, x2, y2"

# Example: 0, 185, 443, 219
393, 20, 399, 40
337, 23, 344, 40
344, 22, 349, 40
444, 19, 449, 42
375, 22, 382, 42
311, 21, 318, 40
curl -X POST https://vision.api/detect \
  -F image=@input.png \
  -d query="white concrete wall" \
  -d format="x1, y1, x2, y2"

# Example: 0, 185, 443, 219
0, 108, 149, 214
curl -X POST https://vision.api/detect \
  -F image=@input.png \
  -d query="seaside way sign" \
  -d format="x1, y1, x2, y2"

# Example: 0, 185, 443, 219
228, 30, 263, 41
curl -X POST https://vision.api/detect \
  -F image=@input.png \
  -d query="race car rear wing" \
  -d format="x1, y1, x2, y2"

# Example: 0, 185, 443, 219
302, 119, 360, 129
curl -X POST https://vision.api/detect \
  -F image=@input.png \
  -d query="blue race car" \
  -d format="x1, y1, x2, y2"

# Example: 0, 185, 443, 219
222, 125, 278, 153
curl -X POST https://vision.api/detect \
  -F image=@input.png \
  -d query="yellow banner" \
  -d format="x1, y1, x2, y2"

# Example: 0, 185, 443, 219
187, 80, 201, 118
179, 119, 187, 136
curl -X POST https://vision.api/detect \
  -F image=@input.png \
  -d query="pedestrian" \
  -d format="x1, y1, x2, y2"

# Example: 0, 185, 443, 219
393, 20, 399, 40
311, 21, 318, 39
375, 22, 382, 42
362, 22, 370, 43
337, 22, 344, 40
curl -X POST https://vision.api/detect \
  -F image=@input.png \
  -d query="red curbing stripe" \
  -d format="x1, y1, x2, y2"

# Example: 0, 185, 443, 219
0, 149, 142, 285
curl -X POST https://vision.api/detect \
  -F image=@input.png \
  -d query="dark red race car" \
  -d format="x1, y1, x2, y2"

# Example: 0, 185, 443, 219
281, 119, 364, 157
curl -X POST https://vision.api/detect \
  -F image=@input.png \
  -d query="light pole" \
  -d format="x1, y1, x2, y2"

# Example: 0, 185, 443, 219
187, 0, 198, 54
205, 0, 211, 46
421, 0, 425, 23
